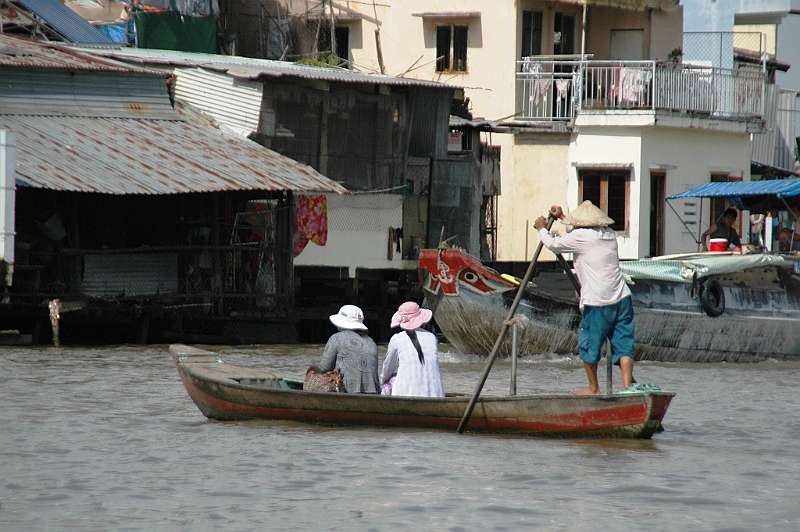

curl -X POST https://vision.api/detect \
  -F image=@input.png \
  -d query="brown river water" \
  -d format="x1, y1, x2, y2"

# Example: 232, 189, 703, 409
2, 343, 799, 531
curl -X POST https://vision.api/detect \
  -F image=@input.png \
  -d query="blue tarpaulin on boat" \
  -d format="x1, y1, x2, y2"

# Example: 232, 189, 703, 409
667, 179, 800, 213
620, 254, 788, 284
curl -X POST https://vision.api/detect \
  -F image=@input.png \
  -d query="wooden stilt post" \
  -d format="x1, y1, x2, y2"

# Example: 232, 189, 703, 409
606, 340, 613, 395
510, 321, 518, 395
48, 299, 60, 348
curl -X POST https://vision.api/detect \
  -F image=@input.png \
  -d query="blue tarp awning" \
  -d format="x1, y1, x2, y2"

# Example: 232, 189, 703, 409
667, 179, 800, 200
667, 179, 800, 213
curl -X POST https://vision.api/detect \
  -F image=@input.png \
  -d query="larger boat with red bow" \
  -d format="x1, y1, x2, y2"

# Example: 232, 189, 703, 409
418, 245, 800, 363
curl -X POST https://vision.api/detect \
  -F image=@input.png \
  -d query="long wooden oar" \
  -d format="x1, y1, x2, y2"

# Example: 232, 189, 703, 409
554, 253, 581, 294
457, 216, 555, 434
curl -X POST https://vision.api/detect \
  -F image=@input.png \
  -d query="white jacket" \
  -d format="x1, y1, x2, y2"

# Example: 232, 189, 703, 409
380, 329, 445, 397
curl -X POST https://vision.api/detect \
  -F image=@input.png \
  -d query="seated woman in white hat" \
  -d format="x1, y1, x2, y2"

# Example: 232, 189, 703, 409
380, 301, 445, 397
319, 305, 380, 393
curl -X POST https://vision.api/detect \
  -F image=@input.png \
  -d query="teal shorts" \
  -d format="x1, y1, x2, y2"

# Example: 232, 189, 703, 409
578, 296, 635, 365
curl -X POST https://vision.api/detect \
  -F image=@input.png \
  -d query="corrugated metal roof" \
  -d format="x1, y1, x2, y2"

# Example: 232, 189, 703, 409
73, 46, 464, 90
173, 67, 262, 136
0, 34, 165, 75
774, 89, 797, 172
0, 34, 347, 196
14, 0, 115, 44
1, 106, 349, 195
0, 69, 175, 119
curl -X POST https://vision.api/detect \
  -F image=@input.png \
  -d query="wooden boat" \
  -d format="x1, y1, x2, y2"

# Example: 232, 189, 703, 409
420, 247, 800, 363
170, 344, 675, 439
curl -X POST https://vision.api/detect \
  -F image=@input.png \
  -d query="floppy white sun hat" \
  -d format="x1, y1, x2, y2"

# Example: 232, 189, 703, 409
329, 305, 368, 331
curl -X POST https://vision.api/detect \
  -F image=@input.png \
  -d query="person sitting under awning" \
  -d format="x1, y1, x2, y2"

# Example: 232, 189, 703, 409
701, 208, 741, 251
778, 228, 800, 251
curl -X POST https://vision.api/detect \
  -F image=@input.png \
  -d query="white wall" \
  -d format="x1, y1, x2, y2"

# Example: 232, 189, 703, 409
341, 1, 735, 262
567, 127, 644, 259
641, 127, 751, 255
347, 0, 518, 122
525, 123, 752, 260
775, 13, 800, 137
293, 193, 415, 277
681, 0, 796, 33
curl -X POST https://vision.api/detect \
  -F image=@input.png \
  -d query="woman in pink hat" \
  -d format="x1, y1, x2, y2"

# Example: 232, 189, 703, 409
380, 301, 445, 397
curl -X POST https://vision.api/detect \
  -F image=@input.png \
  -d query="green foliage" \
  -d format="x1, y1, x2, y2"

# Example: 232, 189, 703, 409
296, 54, 340, 68
667, 47, 683, 63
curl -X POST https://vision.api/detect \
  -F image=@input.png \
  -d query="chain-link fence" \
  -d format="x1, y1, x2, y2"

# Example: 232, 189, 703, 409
683, 32, 763, 70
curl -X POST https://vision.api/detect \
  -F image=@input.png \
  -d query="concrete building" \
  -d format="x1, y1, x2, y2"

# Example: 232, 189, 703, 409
269, 0, 768, 261
682, 0, 800, 159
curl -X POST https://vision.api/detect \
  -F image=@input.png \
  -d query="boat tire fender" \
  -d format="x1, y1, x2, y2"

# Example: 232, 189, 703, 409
700, 278, 725, 317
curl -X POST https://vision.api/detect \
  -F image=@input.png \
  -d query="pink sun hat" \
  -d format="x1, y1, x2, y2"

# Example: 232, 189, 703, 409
391, 301, 433, 330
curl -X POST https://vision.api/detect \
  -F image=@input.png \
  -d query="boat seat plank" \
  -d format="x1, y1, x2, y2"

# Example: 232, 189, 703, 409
187, 362, 280, 381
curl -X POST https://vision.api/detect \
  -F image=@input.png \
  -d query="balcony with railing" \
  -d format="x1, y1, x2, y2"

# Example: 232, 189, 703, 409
516, 59, 765, 123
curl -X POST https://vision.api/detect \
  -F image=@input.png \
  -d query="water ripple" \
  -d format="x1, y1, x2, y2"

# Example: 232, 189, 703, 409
1, 346, 799, 531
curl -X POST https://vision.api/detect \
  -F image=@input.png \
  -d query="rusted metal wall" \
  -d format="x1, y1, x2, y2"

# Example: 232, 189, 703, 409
427, 157, 480, 254
479, 142, 501, 196
407, 87, 453, 159
256, 83, 411, 192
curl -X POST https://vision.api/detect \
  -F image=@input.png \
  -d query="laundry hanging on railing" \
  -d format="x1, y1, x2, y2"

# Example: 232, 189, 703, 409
532, 79, 552, 106
555, 79, 570, 99
523, 60, 553, 107
619, 67, 652, 104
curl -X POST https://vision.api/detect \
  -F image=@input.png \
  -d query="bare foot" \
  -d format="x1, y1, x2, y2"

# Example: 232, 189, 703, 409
572, 386, 599, 395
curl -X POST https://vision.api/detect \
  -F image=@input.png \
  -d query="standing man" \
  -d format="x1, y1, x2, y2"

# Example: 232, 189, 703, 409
534, 201, 635, 394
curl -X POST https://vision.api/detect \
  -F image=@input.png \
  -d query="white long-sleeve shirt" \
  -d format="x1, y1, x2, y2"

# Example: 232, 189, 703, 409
380, 329, 445, 397
538, 225, 631, 310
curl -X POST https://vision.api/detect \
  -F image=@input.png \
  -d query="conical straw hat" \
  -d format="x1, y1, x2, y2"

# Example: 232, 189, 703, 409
562, 201, 614, 227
